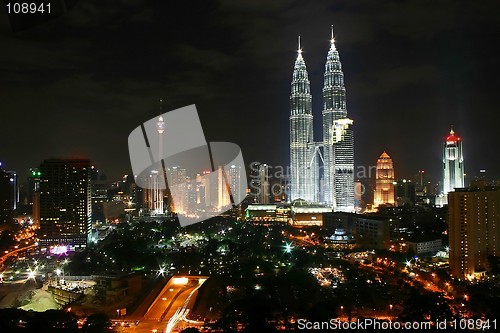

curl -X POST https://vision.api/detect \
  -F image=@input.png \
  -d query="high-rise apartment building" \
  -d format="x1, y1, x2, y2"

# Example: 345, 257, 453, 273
448, 184, 500, 279
38, 159, 92, 248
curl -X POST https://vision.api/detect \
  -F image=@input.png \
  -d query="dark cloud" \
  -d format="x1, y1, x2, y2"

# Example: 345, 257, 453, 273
354, 64, 443, 96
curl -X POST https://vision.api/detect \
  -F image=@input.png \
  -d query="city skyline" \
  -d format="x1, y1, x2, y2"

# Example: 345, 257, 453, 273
2, 2, 500, 332
1, 1, 499, 183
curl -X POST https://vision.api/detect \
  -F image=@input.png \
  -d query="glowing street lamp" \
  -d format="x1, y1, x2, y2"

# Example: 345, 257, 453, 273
27, 270, 36, 280
284, 242, 293, 254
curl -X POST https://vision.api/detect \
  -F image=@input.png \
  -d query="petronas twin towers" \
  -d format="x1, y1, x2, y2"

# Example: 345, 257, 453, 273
289, 30, 354, 212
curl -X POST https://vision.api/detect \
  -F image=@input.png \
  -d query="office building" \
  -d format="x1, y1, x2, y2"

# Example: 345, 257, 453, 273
289, 37, 318, 203
0, 163, 18, 224
39, 159, 92, 248
395, 179, 416, 207
323, 27, 354, 211
289, 29, 354, 210
258, 163, 271, 204
443, 128, 465, 194
373, 151, 395, 207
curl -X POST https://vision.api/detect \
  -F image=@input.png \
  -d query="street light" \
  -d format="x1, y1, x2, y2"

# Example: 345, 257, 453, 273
27, 270, 35, 280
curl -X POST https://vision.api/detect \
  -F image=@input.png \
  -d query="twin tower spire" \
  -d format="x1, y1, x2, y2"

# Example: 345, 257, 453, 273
289, 27, 354, 211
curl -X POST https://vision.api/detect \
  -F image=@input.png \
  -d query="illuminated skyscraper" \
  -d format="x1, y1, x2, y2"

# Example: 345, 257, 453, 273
373, 151, 395, 207
258, 163, 270, 204
449, 184, 500, 279
143, 113, 167, 215
217, 165, 230, 209
227, 164, 242, 203
322, 27, 354, 211
290, 37, 318, 202
167, 166, 187, 214
443, 127, 465, 194
28, 168, 41, 227
38, 159, 91, 248
151, 113, 166, 214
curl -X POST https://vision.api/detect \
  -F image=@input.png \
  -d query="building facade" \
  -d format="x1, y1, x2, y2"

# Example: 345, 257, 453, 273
407, 239, 442, 254
448, 185, 500, 279
289, 30, 354, 211
395, 179, 416, 207
0, 165, 17, 224
39, 159, 92, 248
323, 30, 354, 211
289, 38, 317, 203
258, 163, 271, 204
443, 128, 464, 194
373, 151, 395, 207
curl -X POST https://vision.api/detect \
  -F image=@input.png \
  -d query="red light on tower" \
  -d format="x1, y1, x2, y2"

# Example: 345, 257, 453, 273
446, 128, 461, 144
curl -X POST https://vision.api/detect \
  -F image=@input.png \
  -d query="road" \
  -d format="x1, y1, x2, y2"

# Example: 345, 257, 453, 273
118, 275, 207, 333
0, 244, 37, 271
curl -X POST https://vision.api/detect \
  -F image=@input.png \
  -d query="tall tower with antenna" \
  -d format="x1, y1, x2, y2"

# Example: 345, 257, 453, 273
289, 36, 317, 202
149, 99, 165, 215
443, 126, 464, 194
322, 26, 354, 211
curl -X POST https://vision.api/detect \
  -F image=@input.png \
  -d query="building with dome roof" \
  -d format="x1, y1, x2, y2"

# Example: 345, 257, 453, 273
326, 227, 355, 250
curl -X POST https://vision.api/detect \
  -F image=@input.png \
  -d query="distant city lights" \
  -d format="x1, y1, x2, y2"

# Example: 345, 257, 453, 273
50, 245, 69, 255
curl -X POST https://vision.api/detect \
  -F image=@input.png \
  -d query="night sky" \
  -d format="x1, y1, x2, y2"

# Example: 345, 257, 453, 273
1, 0, 499, 184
